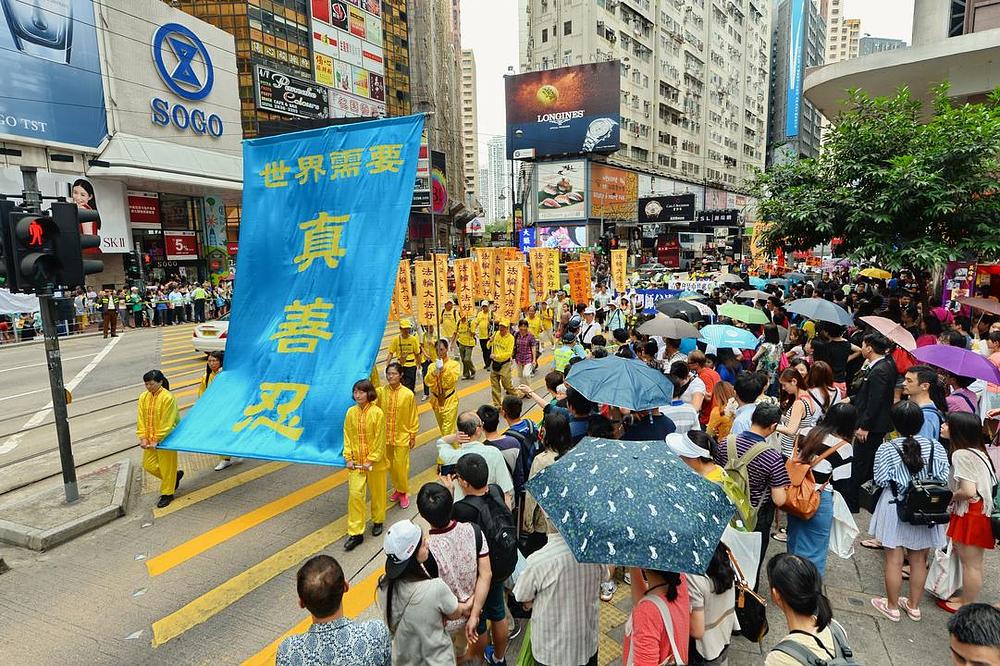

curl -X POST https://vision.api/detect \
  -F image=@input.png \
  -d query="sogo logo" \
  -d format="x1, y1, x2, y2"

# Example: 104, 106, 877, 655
149, 23, 224, 138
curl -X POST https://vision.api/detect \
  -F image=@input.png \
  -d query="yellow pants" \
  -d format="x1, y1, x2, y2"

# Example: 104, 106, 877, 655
143, 447, 178, 496
433, 398, 458, 436
389, 445, 411, 495
490, 360, 515, 408
347, 468, 387, 536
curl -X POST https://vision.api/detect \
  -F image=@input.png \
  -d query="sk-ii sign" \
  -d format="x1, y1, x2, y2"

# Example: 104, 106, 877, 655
150, 23, 224, 138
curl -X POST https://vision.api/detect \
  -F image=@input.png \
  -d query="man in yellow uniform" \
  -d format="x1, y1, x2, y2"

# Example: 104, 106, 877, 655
455, 313, 477, 379
488, 321, 517, 408
475, 301, 493, 370
440, 299, 459, 346
386, 319, 421, 393
426, 339, 462, 435
377, 363, 419, 509
343, 379, 387, 551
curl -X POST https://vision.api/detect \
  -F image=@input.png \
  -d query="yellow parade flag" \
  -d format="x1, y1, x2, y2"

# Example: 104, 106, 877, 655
566, 261, 586, 304
580, 252, 593, 267
611, 248, 628, 293
546, 248, 561, 293
414, 260, 436, 326
492, 248, 504, 305
528, 249, 547, 303
434, 254, 450, 315
498, 260, 522, 325
392, 260, 412, 316
580, 259, 593, 303
479, 248, 496, 302
521, 262, 531, 310
454, 258, 477, 317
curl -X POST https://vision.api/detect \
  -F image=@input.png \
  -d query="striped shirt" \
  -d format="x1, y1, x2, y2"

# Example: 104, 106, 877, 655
513, 532, 603, 666
713, 431, 790, 507
873, 435, 950, 491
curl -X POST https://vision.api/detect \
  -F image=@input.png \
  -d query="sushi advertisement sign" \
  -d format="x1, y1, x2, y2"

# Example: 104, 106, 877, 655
536, 160, 587, 223
505, 62, 621, 160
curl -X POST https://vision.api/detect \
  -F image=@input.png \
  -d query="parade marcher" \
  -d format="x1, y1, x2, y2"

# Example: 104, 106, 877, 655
440, 300, 459, 347
277, 555, 392, 666
455, 313, 478, 380
419, 324, 437, 401
137, 370, 182, 508
343, 379, 388, 551
476, 302, 493, 369
487, 321, 517, 409
197, 351, 240, 472
377, 519, 471, 666
539, 300, 556, 350
386, 319, 421, 393
100, 289, 119, 338
513, 319, 538, 382
426, 339, 461, 437
377, 362, 419, 510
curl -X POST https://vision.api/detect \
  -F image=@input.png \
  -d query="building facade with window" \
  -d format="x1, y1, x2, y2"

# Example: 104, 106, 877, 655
461, 50, 480, 212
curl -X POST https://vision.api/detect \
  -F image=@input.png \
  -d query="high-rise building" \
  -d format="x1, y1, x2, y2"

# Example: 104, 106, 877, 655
486, 137, 511, 223
859, 36, 908, 56
461, 50, 480, 212
517, 0, 772, 193
768, 0, 826, 164
383, 0, 412, 117
821, 0, 860, 64
479, 167, 492, 221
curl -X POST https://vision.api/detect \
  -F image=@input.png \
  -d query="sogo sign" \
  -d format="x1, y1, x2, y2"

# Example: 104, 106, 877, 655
149, 23, 224, 138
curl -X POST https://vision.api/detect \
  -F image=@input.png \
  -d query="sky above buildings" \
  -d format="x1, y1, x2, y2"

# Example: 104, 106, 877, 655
461, 0, 915, 169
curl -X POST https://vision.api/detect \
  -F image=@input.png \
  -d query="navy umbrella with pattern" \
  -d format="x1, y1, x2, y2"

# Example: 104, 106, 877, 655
525, 437, 736, 574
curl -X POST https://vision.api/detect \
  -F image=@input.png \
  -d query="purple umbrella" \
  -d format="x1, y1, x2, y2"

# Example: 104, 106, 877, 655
911, 345, 1000, 384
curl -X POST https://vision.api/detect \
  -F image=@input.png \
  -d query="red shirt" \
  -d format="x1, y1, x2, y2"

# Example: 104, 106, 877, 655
623, 579, 691, 666
697, 367, 721, 425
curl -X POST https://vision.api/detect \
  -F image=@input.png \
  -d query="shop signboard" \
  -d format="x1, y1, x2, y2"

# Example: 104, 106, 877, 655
311, 0, 385, 119
590, 163, 638, 221
202, 193, 228, 275
165, 230, 199, 261
639, 194, 696, 223
696, 209, 740, 227
538, 225, 587, 249
535, 160, 587, 223
0, 0, 107, 149
128, 191, 161, 229
254, 65, 329, 119
506, 61, 620, 160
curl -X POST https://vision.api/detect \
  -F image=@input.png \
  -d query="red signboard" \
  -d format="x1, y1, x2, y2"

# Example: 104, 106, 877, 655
226, 241, 239, 255
164, 231, 199, 261
127, 192, 161, 227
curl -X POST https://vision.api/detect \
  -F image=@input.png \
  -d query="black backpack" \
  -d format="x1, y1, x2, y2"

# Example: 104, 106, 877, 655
773, 621, 861, 665
505, 424, 540, 496
460, 484, 519, 582
892, 441, 953, 526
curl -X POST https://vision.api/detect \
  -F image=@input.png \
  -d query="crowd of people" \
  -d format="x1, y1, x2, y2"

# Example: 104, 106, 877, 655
130, 259, 1000, 664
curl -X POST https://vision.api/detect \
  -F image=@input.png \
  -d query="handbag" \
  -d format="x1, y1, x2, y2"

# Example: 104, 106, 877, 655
925, 540, 963, 601
727, 546, 768, 644
829, 490, 859, 559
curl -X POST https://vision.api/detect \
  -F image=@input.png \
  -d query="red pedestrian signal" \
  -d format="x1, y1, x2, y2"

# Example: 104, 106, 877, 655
28, 218, 43, 246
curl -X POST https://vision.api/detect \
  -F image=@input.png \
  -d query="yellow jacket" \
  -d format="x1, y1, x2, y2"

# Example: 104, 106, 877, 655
540, 306, 555, 329
426, 359, 461, 408
343, 402, 387, 470
488, 330, 515, 363
197, 369, 219, 398
475, 311, 492, 339
440, 308, 458, 340
377, 384, 419, 447
136, 388, 180, 444
389, 334, 421, 367
456, 318, 476, 347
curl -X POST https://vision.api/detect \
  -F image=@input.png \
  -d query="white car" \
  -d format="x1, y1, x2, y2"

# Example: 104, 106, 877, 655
192, 315, 229, 353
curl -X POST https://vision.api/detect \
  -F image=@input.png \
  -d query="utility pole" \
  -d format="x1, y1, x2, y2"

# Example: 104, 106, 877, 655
21, 167, 79, 503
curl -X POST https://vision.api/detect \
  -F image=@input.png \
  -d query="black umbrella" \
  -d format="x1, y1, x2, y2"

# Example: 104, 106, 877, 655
655, 299, 704, 320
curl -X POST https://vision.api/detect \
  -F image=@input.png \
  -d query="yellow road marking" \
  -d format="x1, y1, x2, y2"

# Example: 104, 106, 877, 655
153, 462, 291, 518
151, 466, 437, 648
160, 360, 208, 373
241, 566, 385, 666
146, 469, 349, 577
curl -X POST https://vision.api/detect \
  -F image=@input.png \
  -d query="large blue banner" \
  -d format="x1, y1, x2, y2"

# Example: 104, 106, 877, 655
161, 115, 424, 465
785, 0, 806, 139
0, 0, 107, 148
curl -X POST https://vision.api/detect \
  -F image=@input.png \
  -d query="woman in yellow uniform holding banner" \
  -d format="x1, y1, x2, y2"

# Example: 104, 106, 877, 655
137, 370, 182, 509
343, 379, 388, 552
426, 339, 461, 435
377, 362, 419, 509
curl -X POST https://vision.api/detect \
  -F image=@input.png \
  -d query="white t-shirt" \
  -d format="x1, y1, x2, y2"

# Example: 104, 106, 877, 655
437, 439, 514, 500
378, 578, 458, 666
682, 376, 707, 405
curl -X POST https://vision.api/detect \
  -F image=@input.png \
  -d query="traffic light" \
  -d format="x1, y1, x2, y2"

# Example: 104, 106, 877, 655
0, 199, 15, 291
9, 209, 60, 292
50, 202, 104, 288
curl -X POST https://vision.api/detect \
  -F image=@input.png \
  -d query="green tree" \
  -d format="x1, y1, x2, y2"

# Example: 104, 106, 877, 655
750, 85, 1000, 270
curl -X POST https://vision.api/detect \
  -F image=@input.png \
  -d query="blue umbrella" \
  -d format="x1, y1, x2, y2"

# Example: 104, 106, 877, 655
526, 437, 736, 573
786, 298, 854, 326
565, 356, 674, 411
748, 276, 768, 289
700, 324, 760, 350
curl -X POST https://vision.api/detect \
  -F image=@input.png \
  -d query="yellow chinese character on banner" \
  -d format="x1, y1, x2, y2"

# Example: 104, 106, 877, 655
232, 382, 310, 441
259, 160, 292, 188
366, 144, 404, 174
294, 212, 349, 272
330, 148, 364, 179
270, 297, 334, 353
295, 154, 327, 184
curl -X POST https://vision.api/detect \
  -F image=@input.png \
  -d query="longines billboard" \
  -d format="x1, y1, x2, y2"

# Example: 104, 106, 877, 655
505, 61, 620, 160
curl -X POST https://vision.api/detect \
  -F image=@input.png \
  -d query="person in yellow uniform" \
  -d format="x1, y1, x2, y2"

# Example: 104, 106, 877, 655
418, 323, 438, 402
137, 369, 182, 509
539, 300, 556, 349
377, 362, 419, 509
475, 301, 493, 369
440, 299, 459, 346
343, 379, 388, 551
488, 321, 517, 408
455, 313, 477, 379
196, 351, 240, 472
426, 338, 461, 435
386, 319, 420, 393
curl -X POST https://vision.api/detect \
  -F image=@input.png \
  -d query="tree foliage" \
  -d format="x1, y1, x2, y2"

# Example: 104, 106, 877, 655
749, 85, 1000, 270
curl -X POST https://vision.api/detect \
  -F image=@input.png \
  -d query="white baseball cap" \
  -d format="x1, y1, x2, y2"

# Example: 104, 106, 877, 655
383, 519, 422, 579
584, 306, 596, 314
666, 432, 709, 460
